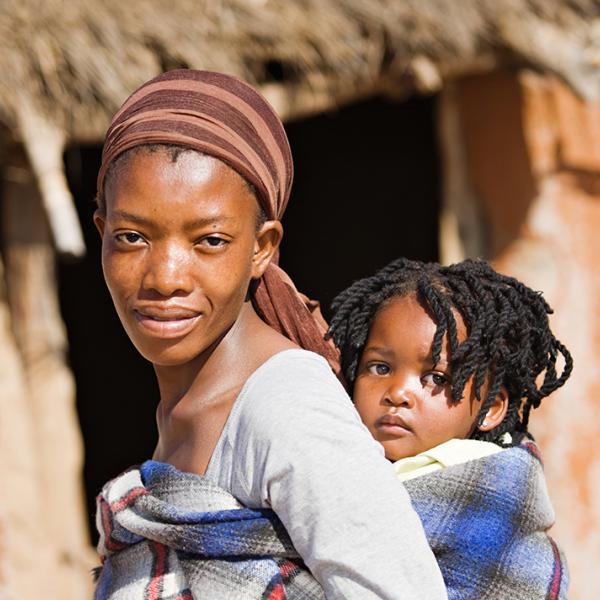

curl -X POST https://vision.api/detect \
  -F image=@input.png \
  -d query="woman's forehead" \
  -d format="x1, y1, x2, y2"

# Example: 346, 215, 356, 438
97, 69, 292, 222
105, 149, 260, 226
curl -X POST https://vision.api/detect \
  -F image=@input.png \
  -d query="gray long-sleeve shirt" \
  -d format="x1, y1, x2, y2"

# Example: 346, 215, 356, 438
205, 349, 447, 599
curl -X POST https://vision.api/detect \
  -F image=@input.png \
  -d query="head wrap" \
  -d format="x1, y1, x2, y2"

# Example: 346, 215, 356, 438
97, 69, 340, 375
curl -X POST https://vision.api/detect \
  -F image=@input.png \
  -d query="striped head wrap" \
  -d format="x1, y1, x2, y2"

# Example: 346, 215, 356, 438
97, 69, 340, 374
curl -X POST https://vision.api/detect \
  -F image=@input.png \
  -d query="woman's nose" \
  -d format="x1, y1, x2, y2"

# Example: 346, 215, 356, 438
141, 243, 194, 297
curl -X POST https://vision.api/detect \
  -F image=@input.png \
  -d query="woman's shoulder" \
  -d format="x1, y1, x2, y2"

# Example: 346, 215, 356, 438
229, 349, 351, 427
245, 349, 343, 396
250, 348, 331, 373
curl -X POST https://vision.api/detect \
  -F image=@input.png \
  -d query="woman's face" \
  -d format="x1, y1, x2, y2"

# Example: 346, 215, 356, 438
95, 148, 278, 367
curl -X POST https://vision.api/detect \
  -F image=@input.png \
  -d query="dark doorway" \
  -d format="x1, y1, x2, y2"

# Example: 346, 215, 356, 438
281, 95, 440, 318
58, 94, 440, 541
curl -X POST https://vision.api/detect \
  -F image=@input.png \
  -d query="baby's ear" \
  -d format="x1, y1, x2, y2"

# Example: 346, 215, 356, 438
478, 388, 508, 432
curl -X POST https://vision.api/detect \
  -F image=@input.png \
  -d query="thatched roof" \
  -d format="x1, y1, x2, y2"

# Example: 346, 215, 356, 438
1, 0, 599, 255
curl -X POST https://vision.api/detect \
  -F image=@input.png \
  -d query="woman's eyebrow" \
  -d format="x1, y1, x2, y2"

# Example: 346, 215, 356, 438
182, 216, 235, 230
109, 210, 233, 230
109, 210, 151, 225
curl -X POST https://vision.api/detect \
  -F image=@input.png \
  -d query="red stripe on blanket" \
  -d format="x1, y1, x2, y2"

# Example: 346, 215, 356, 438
265, 583, 286, 600
522, 441, 544, 465
263, 559, 302, 598
279, 560, 299, 580
146, 541, 168, 600
100, 499, 128, 552
100, 500, 112, 542
111, 486, 147, 513
546, 536, 563, 600
175, 592, 193, 600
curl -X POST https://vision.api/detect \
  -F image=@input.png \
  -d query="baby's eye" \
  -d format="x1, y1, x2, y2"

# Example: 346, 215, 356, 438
423, 372, 450, 387
115, 231, 145, 245
367, 363, 390, 376
432, 373, 448, 386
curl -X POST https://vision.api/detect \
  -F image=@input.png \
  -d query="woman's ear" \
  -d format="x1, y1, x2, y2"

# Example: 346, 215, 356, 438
93, 209, 106, 239
251, 220, 283, 279
478, 387, 509, 432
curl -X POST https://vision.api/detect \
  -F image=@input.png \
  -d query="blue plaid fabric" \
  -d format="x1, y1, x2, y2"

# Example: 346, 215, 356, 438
95, 461, 324, 600
95, 444, 565, 599
405, 442, 568, 599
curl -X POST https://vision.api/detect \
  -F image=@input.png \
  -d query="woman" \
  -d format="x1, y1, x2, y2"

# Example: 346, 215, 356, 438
93, 69, 446, 599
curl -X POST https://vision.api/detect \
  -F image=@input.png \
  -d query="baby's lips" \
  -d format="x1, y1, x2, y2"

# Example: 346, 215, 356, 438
378, 414, 412, 430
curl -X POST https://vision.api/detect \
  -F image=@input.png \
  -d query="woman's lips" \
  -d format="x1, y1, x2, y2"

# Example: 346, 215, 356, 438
133, 308, 202, 339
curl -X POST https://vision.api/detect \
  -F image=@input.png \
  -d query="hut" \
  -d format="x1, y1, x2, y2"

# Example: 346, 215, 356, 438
0, 1, 598, 598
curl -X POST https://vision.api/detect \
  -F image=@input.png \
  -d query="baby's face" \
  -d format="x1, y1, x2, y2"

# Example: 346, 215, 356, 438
353, 295, 481, 461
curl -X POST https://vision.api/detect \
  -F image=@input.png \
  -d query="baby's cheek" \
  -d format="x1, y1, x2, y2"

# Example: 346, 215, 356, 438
353, 396, 372, 426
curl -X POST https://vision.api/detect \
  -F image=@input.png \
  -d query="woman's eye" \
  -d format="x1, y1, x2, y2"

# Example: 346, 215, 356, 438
115, 232, 145, 245
199, 236, 228, 248
367, 363, 390, 376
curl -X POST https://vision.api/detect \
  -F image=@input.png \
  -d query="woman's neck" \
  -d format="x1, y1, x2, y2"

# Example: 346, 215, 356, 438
152, 301, 297, 472
154, 303, 248, 406
154, 301, 297, 422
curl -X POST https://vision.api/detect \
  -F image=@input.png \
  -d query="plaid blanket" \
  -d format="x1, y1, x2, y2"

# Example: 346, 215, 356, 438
404, 441, 568, 600
96, 444, 566, 600
95, 461, 325, 600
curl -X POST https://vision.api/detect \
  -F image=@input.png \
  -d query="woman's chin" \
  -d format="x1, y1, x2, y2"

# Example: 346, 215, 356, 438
133, 340, 203, 368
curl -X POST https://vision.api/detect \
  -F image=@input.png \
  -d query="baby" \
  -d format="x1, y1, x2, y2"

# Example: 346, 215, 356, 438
329, 258, 572, 600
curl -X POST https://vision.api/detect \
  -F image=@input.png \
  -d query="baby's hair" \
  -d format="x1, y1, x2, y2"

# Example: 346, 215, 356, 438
96, 143, 267, 229
328, 258, 573, 445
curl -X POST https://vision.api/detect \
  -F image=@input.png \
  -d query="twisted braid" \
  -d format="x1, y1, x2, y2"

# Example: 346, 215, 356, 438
328, 258, 573, 446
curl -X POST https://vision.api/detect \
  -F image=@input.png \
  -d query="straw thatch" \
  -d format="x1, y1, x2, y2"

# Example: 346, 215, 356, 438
0, 0, 599, 253
1, 0, 600, 134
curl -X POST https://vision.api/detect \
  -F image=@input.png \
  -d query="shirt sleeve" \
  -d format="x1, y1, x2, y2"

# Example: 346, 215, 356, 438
231, 352, 448, 600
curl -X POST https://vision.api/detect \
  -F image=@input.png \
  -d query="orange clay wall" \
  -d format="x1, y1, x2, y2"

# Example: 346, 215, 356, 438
454, 71, 600, 600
